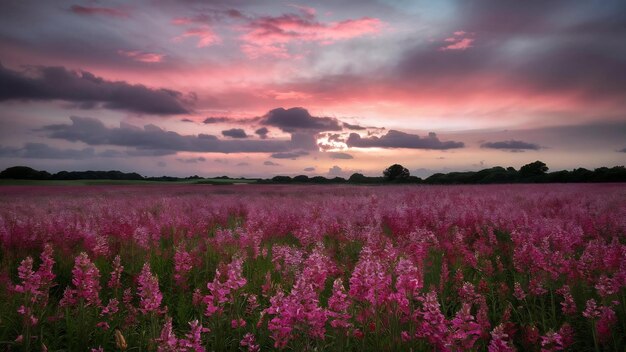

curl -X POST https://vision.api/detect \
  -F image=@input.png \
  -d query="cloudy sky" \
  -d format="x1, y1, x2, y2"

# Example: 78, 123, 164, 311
1, 0, 625, 178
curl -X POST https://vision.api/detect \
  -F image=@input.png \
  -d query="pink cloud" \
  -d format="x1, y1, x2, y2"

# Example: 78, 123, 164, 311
70, 5, 129, 18
239, 8, 383, 58
441, 31, 474, 51
118, 50, 164, 63
174, 27, 221, 48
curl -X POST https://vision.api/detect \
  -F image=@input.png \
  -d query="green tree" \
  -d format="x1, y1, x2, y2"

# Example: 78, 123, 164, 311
520, 160, 548, 177
383, 164, 410, 181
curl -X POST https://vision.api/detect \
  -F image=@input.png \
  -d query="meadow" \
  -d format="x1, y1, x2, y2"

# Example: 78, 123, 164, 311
0, 184, 624, 351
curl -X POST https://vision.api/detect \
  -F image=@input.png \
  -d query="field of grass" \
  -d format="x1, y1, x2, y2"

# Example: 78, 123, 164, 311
0, 184, 624, 351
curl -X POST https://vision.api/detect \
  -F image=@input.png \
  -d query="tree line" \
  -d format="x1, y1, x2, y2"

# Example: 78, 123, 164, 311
2, 161, 626, 184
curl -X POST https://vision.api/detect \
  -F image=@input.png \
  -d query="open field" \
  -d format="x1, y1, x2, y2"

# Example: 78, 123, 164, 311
0, 184, 625, 351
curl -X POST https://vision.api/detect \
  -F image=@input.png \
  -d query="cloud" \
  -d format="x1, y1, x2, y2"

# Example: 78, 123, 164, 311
0, 63, 192, 115
177, 157, 206, 163
255, 127, 269, 139
0, 143, 97, 159
263, 160, 280, 166
118, 50, 164, 63
157, 161, 167, 167
41, 116, 298, 154
263, 107, 342, 132
70, 5, 129, 18
203, 117, 230, 124
618, 148, 626, 153
236, 162, 250, 166
440, 31, 475, 51
303, 167, 315, 172
222, 128, 248, 138
240, 7, 383, 58
346, 130, 464, 150
174, 27, 221, 47
328, 152, 354, 159
342, 122, 368, 131
270, 151, 309, 159
481, 140, 541, 151
328, 165, 343, 176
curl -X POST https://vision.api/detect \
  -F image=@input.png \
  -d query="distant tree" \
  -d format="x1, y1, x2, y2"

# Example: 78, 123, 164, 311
383, 164, 410, 181
271, 176, 292, 183
0, 166, 51, 179
348, 173, 368, 183
293, 175, 309, 183
519, 161, 548, 177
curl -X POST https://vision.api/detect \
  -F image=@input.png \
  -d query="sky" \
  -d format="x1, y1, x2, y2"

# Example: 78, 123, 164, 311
0, 0, 625, 178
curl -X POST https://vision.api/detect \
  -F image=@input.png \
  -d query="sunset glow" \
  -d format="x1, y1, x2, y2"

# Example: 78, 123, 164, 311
0, 1, 625, 177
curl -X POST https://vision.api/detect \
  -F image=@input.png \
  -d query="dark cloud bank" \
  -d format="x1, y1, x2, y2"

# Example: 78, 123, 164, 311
0, 63, 192, 115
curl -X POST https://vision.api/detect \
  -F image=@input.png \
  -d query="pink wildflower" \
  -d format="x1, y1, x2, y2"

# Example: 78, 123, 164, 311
137, 262, 163, 314
540, 330, 564, 351
107, 255, 123, 290
488, 324, 516, 352
240, 333, 260, 352
231, 318, 246, 328
449, 303, 482, 349
174, 246, 193, 288
61, 252, 101, 307
327, 278, 352, 330
556, 285, 576, 315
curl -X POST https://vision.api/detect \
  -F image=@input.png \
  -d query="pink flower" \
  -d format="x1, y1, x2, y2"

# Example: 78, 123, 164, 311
174, 246, 193, 288
203, 257, 247, 317
582, 299, 600, 319
107, 255, 123, 290
414, 291, 448, 349
327, 278, 352, 330
349, 249, 391, 307
596, 305, 617, 344
488, 324, 516, 352
61, 252, 101, 307
449, 303, 482, 349
540, 331, 564, 351
513, 282, 526, 300
395, 258, 422, 298
556, 285, 576, 315
101, 298, 119, 316
240, 332, 260, 352
231, 318, 246, 328
137, 263, 162, 314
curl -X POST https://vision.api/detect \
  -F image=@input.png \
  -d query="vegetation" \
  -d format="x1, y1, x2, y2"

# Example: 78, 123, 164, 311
0, 184, 624, 351
2, 161, 626, 186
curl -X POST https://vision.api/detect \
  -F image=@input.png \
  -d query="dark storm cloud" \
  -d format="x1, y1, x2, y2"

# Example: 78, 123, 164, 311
346, 130, 464, 150
222, 128, 248, 138
255, 127, 269, 139
270, 151, 309, 159
177, 157, 206, 163
0, 142, 128, 159
481, 140, 541, 151
70, 5, 129, 18
397, 0, 626, 99
263, 107, 342, 132
328, 152, 354, 159
203, 117, 230, 124
0, 63, 192, 115
343, 122, 367, 130
0, 143, 93, 159
40, 116, 296, 154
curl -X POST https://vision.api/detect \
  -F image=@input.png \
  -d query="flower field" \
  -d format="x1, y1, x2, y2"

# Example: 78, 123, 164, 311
0, 184, 625, 351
